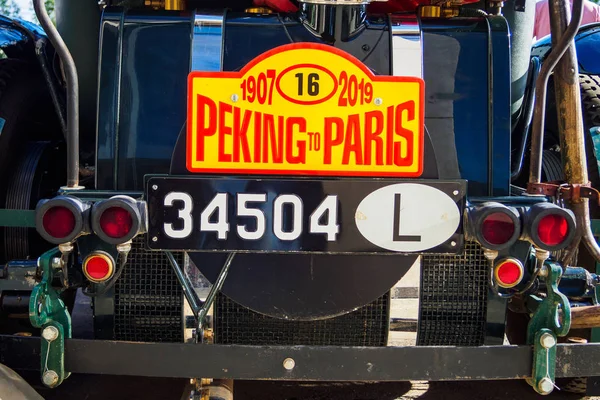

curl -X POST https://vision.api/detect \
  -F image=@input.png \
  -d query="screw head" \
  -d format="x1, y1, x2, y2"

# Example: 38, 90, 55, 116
538, 377, 554, 394
540, 332, 556, 349
450, 241, 457, 247
42, 326, 59, 342
152, 236, 158, 242
42, 370, 59, 387
231, 94, 239, 102
453, 190, 459, 196
374, 98, 383, 106
283, 357, 295, 371
152, 184, 158, 190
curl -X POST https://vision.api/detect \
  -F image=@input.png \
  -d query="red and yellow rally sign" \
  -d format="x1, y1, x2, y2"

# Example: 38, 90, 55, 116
187, 43, 425, 177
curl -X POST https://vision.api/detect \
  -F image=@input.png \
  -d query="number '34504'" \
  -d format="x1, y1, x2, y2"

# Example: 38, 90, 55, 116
162, 192, 340, 241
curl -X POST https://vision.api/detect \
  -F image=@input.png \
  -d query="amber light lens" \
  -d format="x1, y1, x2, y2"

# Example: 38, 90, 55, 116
42, 206, 76, 239
83, 254, 114, 282
537, 214, 569, 246
494, 259, 524, 288
99, 207, 133, 239
482, 212, 515, 245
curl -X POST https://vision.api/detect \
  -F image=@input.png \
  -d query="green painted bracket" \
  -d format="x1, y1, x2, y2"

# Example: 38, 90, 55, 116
526, 262, 570, 395
0, 209, 35, 227
29, 248, 72, 388
531, 329, 558, 395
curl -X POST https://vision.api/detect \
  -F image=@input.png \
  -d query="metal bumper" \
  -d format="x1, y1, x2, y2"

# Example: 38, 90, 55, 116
2, 335, 600, 381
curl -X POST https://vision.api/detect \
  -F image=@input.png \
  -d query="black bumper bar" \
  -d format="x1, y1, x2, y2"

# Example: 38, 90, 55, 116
2, 335, 599, 381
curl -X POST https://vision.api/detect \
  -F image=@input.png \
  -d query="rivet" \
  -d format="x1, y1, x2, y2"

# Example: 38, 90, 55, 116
42, 326, 59, 342
231, 94, 239, 102
152, 185, 158, 191
374, 98, 382, 106
453, 190, 459, 196
283, 357, 296, 371
538, 377, 554, 394
540, 332, 556, 349
152, 237, 158, 242
450, 241, 457, 247
42, 370, 59, 387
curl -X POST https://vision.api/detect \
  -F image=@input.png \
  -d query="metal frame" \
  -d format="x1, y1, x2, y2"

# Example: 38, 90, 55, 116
2, 335, 600, 380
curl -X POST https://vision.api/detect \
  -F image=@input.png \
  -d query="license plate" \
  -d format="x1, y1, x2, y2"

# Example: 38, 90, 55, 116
186, 43, 425, 178
146, 177, 465, 254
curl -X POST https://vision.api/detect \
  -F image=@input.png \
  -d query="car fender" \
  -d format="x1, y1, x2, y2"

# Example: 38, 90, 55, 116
531, 22, 600, 75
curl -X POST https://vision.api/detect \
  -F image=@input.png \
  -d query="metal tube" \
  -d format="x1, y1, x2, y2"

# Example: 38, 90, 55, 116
33, 0, 80, 189
511, 57, 540, 180
571, 200, 600, 261
196, 252, 235, 342
166, 252, 202, 318
527, 0, 584, 185
545, 0, 600, 261
550, 0, 587, 185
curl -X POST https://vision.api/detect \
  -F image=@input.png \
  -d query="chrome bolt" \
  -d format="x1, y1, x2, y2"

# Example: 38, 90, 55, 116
42, 370, 59, 387
453, 190, 459, 196
540, 333, 556, 349
42, 326, 59, 342
283, 357, 296, 371
374, 98, 382, 106
152, 185, 158, 191
231, 94, 239, 102
51, 257, 62, 269
538, 377, 554, 394
450, 241, 457, 247
152, 236, 158, 242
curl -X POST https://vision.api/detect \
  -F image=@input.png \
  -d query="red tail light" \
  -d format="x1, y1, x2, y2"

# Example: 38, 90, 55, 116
42, 206, 76, 239
494, 258, 524, 288
99, 207, 133, 239
83, 252, 115, 283
527, 203, 575, 251
468, 202, 521, 250
35, 196, 90, 244
482, 212, 516, 246
537, 214, 569, 246
92, 196, 142, 244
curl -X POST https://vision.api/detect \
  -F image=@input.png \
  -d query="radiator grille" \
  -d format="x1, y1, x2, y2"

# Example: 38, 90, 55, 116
417, 241, 488, 346
214, 292, 390, 346
114, 237, 184, 342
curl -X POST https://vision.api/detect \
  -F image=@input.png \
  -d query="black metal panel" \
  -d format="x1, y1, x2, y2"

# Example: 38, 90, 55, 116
214, 292, 389, 346
418, 241, 489, 346
96, 9, 193, 190
113, 237, 184, 342
5, 336, 600, 380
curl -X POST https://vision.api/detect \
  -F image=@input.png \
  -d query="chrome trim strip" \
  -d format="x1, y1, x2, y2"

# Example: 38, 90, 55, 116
391, 17, 423, 78
192, 12, 224, 72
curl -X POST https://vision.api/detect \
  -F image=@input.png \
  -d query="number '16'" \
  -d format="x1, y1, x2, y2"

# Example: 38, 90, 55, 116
295, 73, 320, 96
163, 192, 339, 241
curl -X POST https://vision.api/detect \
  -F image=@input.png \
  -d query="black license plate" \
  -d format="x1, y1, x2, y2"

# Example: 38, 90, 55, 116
146, 177, 466, 254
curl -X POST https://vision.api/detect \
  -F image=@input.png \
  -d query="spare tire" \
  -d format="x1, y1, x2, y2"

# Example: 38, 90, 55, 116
0, 59, 62, 263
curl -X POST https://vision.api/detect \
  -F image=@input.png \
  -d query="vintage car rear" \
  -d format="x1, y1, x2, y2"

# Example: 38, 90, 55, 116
0, 0, 600, 397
